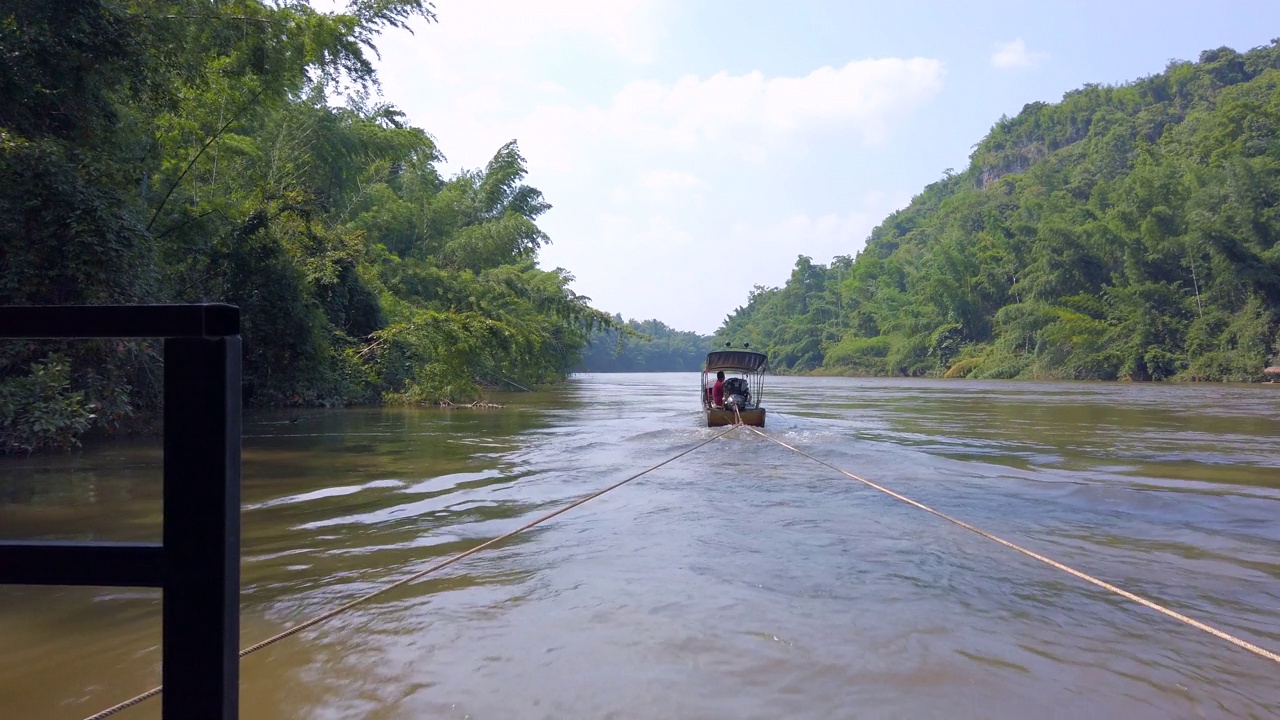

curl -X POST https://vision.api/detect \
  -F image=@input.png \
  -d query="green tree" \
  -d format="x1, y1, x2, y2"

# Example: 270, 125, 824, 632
721, 39, 1280, 382
0, 0, 615, 453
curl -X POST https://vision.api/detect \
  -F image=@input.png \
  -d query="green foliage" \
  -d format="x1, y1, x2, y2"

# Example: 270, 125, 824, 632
824, 335, 891, 375
0, 0, 138, 143
0, 356, 94, 454
0, 0, 611, 452
578, 317, 712, 372
1184, 295, 1275, 381
721, 40, 1280, 383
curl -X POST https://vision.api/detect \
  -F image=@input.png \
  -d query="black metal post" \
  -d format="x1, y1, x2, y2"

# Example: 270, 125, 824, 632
163, 336, 242, 719
0, 304, 241, 718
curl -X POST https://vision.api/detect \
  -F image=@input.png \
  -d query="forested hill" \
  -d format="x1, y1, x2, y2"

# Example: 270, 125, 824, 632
0, 1, 612, 453
577, 318, 711, 372
719, 42, 1280, 382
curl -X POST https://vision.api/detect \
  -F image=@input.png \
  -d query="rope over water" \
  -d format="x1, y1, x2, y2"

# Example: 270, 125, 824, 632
83, 417, 1280, 719
81, 425, 739, 720
741, 424, 1280, 667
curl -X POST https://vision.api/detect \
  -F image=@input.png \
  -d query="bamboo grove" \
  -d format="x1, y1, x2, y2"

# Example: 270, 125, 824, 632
719, 43, 1280, 382
0, 1, 612, 452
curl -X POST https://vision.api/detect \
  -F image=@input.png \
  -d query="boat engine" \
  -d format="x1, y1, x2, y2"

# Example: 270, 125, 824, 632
723, 377, 751, 409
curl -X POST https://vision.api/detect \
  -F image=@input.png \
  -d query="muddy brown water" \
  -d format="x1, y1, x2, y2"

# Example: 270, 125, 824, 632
2, 374, 1279, 719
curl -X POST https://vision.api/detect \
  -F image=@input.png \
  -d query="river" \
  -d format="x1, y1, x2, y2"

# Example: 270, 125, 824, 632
2, 374, 1279, 719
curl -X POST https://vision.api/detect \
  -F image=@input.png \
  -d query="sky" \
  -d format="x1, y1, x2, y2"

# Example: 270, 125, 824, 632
361, 1, 1280, 334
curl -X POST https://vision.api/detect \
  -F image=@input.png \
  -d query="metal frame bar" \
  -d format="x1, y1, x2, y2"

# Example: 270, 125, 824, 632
0, 540, 164, 586
0, 304, 241, 719
0, 304, 239, 339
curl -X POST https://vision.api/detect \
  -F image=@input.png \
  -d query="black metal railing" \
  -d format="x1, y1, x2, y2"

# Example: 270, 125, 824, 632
0, 304, 242, 719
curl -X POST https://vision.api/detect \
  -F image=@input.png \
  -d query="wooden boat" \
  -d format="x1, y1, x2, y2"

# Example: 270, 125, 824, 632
702, 348, 767, 427
706, 406, 766, 427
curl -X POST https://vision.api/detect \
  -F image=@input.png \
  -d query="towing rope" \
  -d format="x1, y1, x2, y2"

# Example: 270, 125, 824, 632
740, 424, 1280, 667
82, 416, 1280, 719
82, 425, 739, 720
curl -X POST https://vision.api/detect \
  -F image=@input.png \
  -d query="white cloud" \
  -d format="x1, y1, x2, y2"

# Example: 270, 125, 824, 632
990, 39, 1048, 70
638, 169, 701, 190
368, 0, 666, 119
365, 2, 946, 332
732, 211, 878, 271
636, 169, 703, 203
428, 0, 664, 62
403, 56, 945, 181
534, 81, 567, 94
608, 186, 634, 206
599, 59, 946, 152
540, 200, 905, 334
418, 56, 941, 330
453, 87, 504, 116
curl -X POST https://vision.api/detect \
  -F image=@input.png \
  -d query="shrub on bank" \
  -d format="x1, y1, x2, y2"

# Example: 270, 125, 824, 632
0, 356, 94, 454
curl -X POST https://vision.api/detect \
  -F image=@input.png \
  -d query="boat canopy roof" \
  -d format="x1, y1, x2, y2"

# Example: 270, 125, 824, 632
704, 350, 768, 372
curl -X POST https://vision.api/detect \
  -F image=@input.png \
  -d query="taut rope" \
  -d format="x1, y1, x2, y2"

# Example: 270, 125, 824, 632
82, 426, 738, 720
742, 424, 1280, 667
83, 417, 1280, 719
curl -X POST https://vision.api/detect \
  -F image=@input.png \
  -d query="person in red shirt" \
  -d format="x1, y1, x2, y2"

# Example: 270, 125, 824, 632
711, 371, 725, 408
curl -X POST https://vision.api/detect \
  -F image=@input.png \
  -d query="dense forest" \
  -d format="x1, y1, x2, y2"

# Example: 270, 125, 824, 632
577, 317, 710, 372
720, 42, 1280, 382
0, 1, 612, 453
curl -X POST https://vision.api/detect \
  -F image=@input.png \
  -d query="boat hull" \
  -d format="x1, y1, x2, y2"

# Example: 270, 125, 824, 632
706, 408, 766, 427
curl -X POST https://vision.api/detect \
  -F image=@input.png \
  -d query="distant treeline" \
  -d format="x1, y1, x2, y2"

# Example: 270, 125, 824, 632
0, 1, 612, 453
578, 317, 712, 372
719, 42, 1280, 381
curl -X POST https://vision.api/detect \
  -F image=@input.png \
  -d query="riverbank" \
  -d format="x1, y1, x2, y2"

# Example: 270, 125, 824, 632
801, 363, 1280, 383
